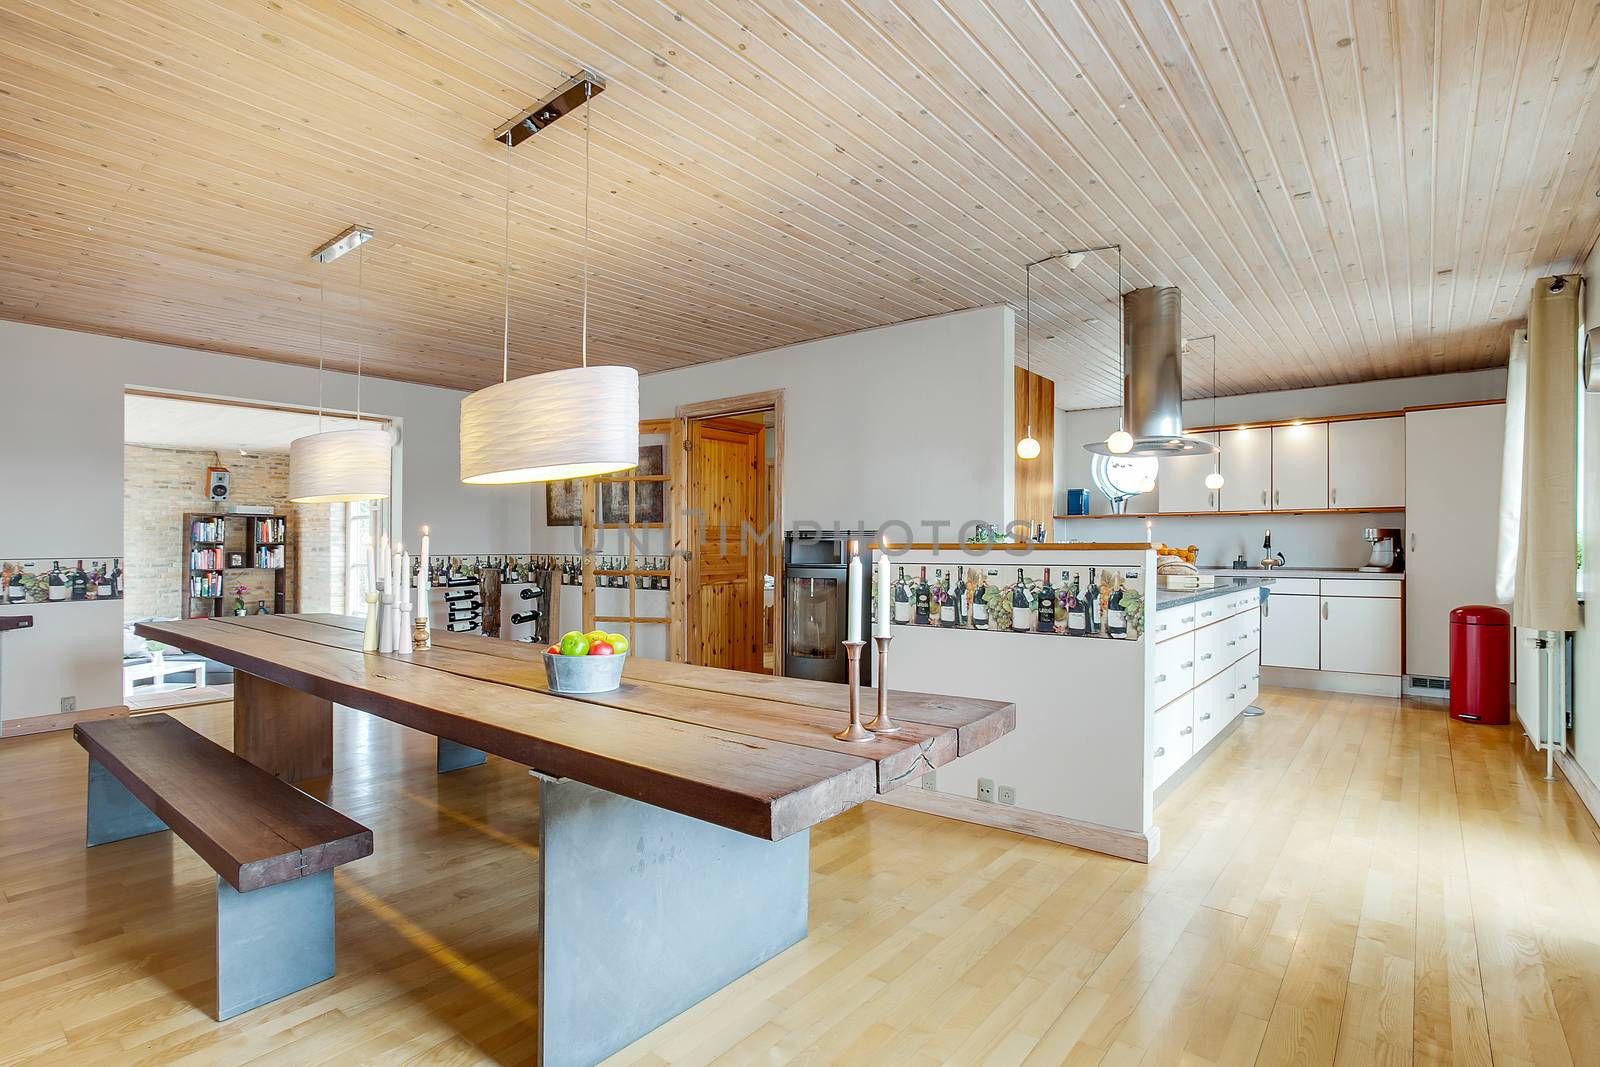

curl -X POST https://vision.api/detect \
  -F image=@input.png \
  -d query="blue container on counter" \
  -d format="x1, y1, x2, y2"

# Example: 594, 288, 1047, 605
1064, 488, 1090, 516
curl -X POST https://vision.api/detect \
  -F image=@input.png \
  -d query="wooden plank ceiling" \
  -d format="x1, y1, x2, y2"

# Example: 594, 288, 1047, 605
2, 1, 1598, 408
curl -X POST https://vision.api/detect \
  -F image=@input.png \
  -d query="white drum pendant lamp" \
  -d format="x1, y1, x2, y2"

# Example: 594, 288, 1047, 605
290, 427, 392, 502
289, 227, 391, 504
461, 74, 638, 485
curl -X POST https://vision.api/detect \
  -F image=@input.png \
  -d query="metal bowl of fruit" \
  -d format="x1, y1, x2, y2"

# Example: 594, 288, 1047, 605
543, 630, 630, 694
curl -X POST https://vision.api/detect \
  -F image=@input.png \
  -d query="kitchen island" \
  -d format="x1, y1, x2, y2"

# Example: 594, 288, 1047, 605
135, 613, 1013, 1067
872, 544, 1269, 861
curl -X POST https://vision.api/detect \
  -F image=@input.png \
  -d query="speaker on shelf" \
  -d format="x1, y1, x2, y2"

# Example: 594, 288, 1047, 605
206, 467, 231, 501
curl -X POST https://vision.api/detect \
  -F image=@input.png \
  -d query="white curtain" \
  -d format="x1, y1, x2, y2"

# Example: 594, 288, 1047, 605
1512, 276, 1581, 633
1495, 329, 1527, 603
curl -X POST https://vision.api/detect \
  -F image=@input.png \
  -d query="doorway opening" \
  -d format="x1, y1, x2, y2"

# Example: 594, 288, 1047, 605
120, 390, 395, 711
672, 392, 782, 675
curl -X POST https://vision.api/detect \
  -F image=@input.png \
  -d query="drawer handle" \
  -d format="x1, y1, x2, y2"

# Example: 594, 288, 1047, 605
1156, 624, 1168, 633
1180, 726, 1193, 735
1239, 682, 1247, 691
1261, 489, 1268, 506
1227, 640, 1236, 647
1253, 673, 1260, 681
1154, 746, 1166, 758
1274, 489, 1280, 506
1182, 615, 1195, 624
1200, 653, 1212, 661
1227, 692, 1236, 700
1199, 712, 1211, 721
1331, 487, 1338, 505
1155, 673, 1167, 683
1201, 610, 1214, 618
1323, 601, 1330, 620
1181, 660, 1194, 669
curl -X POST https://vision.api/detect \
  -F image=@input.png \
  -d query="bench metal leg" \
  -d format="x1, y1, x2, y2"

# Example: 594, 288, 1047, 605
215, 870, 335, 1020
436, 737, 487, 773
86, 758, 168, 847
537, 777, 809, 1067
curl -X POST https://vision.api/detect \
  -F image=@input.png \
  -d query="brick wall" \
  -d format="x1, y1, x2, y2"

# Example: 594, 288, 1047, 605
122, 446, 343, 621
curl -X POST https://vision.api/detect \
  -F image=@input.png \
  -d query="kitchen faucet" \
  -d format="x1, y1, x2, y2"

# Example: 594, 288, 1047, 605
1259, 528, 1287, 570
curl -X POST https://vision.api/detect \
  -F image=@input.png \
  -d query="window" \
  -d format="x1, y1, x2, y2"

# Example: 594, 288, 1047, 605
345, 500, 376, 612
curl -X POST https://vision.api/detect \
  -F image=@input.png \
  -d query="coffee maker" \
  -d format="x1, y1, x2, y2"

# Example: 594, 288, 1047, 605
1360, 527, 1403, 572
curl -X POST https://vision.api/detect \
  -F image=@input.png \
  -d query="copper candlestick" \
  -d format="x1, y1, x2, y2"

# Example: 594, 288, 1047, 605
834, 640, 874, 742
412, 614, 431, 651
868, 634, 902, 734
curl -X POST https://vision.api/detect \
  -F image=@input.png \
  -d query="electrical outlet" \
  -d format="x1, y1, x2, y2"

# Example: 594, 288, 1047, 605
59, 696, 76, 714
921, 769, 938, 791
998, 785, 1017, 806
977, 777, 995, 803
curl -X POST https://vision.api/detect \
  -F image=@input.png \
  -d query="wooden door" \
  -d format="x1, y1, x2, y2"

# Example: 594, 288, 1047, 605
1271, 423, 1329, 510
687, 417, 766, 671
1217, 426, 1272, 512
1404, 404, 1504, 676
1156, 432, 1220, 513
1328, 417, 1406, 508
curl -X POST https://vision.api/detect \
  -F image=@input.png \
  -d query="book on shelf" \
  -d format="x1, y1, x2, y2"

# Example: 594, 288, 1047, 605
253, 544, 285, 569
190, 547, 225, 571
190, 517, 226, 543
250, 517, 286, 544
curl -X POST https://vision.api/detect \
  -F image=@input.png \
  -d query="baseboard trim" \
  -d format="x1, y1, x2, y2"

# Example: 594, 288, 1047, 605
1, 704, 130, 739
1260, 666, 1402, 698
1554, 748, 1600, 833
872, 787, 1157, 863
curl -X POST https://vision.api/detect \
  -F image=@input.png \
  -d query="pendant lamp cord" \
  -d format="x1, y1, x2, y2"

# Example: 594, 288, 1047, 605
502, 130, 513, 384
316, 258, 325, 434
580, 78, 593, 369
355, 241, 365, 422
1023, 263, 1032, 438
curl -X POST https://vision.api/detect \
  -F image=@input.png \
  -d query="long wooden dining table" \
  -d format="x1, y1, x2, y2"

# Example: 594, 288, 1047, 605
136, 613, 1013, 1066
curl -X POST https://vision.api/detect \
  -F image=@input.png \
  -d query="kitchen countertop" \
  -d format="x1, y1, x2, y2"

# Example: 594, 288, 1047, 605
1155, 576, 1274, 610
1200, 566, 1405, 580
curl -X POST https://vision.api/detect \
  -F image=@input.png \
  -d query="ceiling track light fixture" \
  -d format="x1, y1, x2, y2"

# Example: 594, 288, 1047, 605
460, 71, 639, 486
288, 225, 392, 504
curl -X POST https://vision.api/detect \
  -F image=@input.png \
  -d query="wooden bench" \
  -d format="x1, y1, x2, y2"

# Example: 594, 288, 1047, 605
74, 713, 373, 1020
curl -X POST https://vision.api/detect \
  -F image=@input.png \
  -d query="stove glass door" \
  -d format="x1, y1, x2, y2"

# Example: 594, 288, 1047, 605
785, 574, 840, 664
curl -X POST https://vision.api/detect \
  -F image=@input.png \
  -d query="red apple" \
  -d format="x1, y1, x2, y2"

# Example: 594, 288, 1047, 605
588, 640, 615, 656
546, 645, 561, 655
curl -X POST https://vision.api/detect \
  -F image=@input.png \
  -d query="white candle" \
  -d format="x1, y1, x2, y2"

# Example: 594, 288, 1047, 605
875, 540, 892, 638
847, 539, 862, 643
399, 550, 409, 608
418, 525, 430, 600
378, 531, 390, 590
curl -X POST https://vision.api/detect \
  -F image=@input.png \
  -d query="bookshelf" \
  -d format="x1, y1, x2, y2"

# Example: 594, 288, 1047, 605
180, 512, 292, 620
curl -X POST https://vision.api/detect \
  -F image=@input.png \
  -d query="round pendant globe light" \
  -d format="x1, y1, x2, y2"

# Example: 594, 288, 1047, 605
1015, 435, 1041, 460
460, 76, 638, 485
1200, 335, 1224, 491
1016, 258, 1042, 461
289, 233, 392, 504
1105, 428, 1134, 454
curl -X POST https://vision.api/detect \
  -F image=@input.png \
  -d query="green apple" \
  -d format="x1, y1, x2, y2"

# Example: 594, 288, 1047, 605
605, 633, 630, 655
559, 631, 591, 657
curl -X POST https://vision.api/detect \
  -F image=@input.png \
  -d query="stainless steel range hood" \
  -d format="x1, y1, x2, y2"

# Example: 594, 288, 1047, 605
1085, 286, 1217, 457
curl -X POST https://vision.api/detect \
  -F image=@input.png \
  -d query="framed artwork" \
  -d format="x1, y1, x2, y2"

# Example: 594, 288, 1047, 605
545, 478, 585, 527
599, 444, 666, 524
227, 552, 246, 569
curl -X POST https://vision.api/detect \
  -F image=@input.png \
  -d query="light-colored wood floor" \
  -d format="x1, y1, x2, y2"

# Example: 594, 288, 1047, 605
2, 687, 1598, 1066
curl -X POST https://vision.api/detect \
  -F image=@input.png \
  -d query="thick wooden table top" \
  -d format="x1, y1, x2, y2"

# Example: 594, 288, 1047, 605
135, 614, 1013, 841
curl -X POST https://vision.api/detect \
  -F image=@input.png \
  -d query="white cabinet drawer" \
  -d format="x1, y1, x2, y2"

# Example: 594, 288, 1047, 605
1153, 691, 1194, 787
1320, 578, 1403, 598
1233, 650, 1260, 711
1193, 599, 1229, 626
1152, 633, 1195, 709
1152, 604, 1198, 642
1265, 577, 1320, 595
1234, 606, 1260, 656
1193, 669, 1233, 751
1193, 620, 1235, 683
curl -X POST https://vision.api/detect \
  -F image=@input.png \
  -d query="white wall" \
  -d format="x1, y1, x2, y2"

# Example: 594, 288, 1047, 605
1054, 368, 1507, 568
637, 305, 1016, 533
0, 320, 530, 724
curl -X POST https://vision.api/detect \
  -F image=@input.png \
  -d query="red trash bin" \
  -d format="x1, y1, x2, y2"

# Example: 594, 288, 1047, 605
1449, 605, 1511, 724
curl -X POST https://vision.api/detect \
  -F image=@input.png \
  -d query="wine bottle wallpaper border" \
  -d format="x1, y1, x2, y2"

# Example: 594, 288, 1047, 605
2, 559, 124, 605
876, 563, 1145, 641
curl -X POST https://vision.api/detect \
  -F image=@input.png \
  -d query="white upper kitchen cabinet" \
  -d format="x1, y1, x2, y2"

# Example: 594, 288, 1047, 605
1156, 432, 1221, 514
1404, 404, 1505, 678
1320, 595, 1402, 675
1271, 423, 1328, 510
1328, 417, 1405, 508
1218, 426, 1272, 512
